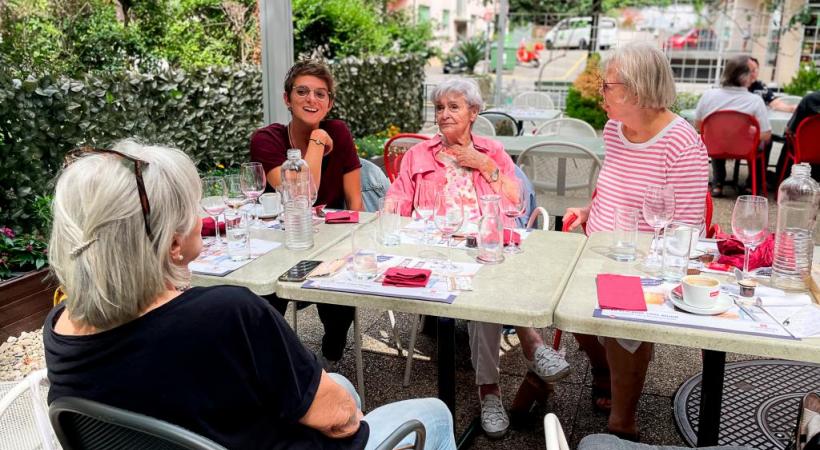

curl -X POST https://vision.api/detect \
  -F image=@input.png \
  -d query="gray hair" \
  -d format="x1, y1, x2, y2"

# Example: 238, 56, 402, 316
430, 78, 484, 111
49, 139, 201, 330
721, 55, 752, 87
604, 43, 677, 109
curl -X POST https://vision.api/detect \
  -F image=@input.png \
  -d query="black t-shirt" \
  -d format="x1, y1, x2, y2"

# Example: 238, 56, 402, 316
749, 80, 775, 105
44, 286, 368, 450
788, 91, 820, 134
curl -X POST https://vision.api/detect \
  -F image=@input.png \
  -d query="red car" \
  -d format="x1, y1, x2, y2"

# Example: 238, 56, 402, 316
665, 28, 717, 50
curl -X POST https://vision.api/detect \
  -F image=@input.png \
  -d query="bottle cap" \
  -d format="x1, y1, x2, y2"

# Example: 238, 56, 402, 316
287, 149, 301, 160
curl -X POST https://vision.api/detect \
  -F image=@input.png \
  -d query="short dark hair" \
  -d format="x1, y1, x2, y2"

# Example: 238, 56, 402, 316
721, 55, 752, 87
284, 59, 335, 101
749, 56, 759, 66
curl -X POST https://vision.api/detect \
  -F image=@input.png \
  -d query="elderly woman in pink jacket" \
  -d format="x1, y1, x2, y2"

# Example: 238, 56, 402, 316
386, 77, 570, 439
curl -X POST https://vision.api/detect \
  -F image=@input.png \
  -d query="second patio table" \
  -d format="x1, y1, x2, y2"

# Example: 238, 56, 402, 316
553, 231, 820, 446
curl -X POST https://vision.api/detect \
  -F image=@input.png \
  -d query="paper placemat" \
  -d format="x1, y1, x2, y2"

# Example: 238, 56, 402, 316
189, 238, 281, 276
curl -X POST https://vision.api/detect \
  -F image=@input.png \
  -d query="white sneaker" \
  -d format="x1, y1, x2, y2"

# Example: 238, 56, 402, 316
528, 345, 570, 383
480, 394, 510, 438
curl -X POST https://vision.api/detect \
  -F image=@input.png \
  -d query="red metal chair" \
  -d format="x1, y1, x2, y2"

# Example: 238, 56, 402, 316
777, 115, 820, 185
383, 134, 429, 182
701, 110, 766, 196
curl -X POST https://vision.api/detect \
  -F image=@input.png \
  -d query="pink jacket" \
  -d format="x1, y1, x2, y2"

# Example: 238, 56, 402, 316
386, 133, 517, 226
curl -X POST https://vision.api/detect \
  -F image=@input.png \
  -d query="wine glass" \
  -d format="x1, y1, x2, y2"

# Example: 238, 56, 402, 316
201, 176, 227, 247
641, 184, 675, 273
731, 195, 769, 278
501, 177, 526, 254
433, 190, 464, 274
240, 162, 266, 228
224, 174, 247, 213
414, 179, 436, 244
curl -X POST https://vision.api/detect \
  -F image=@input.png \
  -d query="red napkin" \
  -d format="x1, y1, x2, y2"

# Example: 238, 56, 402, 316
382, 267, 432, 287
715, 232, 774, 270
595, 274, 647, 311
201, 217, 226, 237
504, 229, 521, 246
325, 211, 359, 224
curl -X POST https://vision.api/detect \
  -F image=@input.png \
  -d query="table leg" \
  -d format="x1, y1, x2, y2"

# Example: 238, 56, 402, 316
437, 316, 456, 416
697, 349, 726, 446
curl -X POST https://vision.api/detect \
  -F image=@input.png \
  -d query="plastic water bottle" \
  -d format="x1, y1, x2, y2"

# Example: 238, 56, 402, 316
281, 149, 314, 250
771, 163, 820, 290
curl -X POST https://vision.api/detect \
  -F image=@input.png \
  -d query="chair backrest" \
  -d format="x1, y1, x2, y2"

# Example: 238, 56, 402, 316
513, 164, 538, 229
535, 118, 597, 138
543, 413, 570, 450
513, 91, 555, 110
517, 141, 602, 194
471, 115, 496, 136
373, 419, 426, 450
701, 110, 760, 159
794, 115, 820, 164
0, 369, 59, 450
479, 111, 521, 136
527, 207, 551, 230
383, 134, 430, 182
49, 397, 227, 450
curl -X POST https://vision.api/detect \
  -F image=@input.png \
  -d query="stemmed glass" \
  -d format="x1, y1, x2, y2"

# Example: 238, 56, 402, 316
224, 174, 247, 213
240, 162, 266, 227
641, 184, 675, 273
731, 195, 769, 278
414, 179, 436, 244
501, 177, 526, 254
433, 190, 464, 274
201, 176, 227, 247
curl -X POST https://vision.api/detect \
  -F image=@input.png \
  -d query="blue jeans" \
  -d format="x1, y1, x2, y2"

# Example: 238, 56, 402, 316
328, 373, 456, 450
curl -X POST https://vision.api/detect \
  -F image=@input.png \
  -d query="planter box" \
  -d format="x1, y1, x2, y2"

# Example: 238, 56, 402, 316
0, 269, 57, 341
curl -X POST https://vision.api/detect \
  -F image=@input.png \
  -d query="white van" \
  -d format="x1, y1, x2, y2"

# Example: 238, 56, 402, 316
544, 17, 617, 50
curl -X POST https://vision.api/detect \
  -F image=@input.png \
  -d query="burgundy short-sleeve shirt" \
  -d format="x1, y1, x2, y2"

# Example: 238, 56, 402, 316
250, 119, 361, 209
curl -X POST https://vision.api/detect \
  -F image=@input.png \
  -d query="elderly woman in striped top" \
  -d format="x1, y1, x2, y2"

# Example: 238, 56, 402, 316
564, 43, 709, 441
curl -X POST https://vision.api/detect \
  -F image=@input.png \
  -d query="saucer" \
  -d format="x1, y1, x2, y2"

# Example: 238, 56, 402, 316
667, 291, 733, 315
256, 204, 282, 219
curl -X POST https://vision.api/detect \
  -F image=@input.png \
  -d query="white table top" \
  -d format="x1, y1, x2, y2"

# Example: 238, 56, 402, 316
553, 231, 820, 363
276, 218, 587, 327
680, 108, 792, 137
191, 213, 377, 295
486, 107, 562, 122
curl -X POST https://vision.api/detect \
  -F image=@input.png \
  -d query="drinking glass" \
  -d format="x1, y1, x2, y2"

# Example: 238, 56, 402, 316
612, 206, 639, 261
433, 190, 464, 274
351, 225, 378, 280
379, 196, 404, 247
224, 174, 247, 212
731, 195, 769, 278
225, 211, 250, 261
641, 184, 675, 273
501, 177, 526, 254
414, 179, 436, 244
201, 176, 227, 247
240, 162, 266, 228
661, 222, 693, 282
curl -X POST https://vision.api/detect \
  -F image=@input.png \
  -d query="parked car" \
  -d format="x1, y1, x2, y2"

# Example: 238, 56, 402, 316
544, 17, 617, 50
665, 28, 717, 50
442, 51, 466, 74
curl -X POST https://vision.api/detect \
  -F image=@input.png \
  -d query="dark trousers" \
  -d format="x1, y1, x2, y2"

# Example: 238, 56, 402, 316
263, 294, 355, 361
711, 140, 773, 190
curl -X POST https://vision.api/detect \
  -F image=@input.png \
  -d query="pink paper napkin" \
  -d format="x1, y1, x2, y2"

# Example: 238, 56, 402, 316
382, 267, 432, 287
325, 211, 359, 224
504, 229, 521, 246
201, 217, 225, 236
595, 274, 647, 311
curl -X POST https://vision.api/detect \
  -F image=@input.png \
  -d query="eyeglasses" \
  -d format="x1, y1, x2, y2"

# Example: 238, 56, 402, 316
292, 85, 332, 101
63, 146, 153, 241
600, 80, 625, 93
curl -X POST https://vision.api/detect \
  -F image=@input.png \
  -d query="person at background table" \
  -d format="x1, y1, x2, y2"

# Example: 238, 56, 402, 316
250, 59, 361, 370
387, 77, 571, 439
748, 57, 797, 114
44, 140, 456, 450
775, 91, 820, 180
564, 43, 709, 441
694, 54, 772, 197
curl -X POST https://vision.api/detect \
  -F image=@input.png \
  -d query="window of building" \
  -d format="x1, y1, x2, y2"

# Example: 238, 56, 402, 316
442, 9, 450, 31
801, 0, 820, 67
418, 5, 430, 23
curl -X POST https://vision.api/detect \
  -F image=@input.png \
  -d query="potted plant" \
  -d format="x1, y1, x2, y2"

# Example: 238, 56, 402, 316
565, 53, 608, 130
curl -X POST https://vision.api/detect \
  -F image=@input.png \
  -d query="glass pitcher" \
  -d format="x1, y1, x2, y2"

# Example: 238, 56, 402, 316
477, 194, 505, 264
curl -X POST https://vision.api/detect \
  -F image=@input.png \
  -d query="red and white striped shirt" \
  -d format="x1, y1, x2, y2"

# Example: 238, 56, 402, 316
586, 117, 709, 235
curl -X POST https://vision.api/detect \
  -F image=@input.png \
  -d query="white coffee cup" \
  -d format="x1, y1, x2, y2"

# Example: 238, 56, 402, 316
681, 275, 721, 309
259, 192, 281, 213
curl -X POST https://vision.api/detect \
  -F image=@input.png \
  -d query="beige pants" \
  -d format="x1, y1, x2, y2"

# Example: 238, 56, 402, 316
468, 321, 504, 385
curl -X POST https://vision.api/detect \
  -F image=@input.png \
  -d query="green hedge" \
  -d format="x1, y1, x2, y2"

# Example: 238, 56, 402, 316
0, 55, 425, 230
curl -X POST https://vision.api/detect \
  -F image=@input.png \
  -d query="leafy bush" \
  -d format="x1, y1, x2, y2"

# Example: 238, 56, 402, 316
457, 38, 487, 74
354, 125, 401, 159
783, 62, 820, 96
565, 54, 607, 129
0, 226, 48, 281
0, 56, 425, 230
671, 92, 701, 114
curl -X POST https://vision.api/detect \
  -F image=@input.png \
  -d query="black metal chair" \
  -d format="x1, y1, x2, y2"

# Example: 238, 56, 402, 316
479, 111, 521, 136
50, 396, 426, 450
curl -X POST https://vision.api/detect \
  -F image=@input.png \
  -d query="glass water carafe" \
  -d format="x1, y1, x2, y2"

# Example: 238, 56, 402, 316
476, 194, 504, 264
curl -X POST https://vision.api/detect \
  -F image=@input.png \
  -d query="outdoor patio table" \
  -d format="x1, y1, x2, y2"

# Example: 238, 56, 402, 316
485, 106, 562, 124
680, 108, 792, 137
553, 231, 820, 447
275, 217, 587, 441
191, 212, 377, 295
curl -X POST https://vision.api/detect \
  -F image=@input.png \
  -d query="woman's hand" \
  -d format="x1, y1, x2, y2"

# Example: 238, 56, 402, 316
563, 206, 590, 231
446, 142, 490, 171
310, 129, 333, 156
